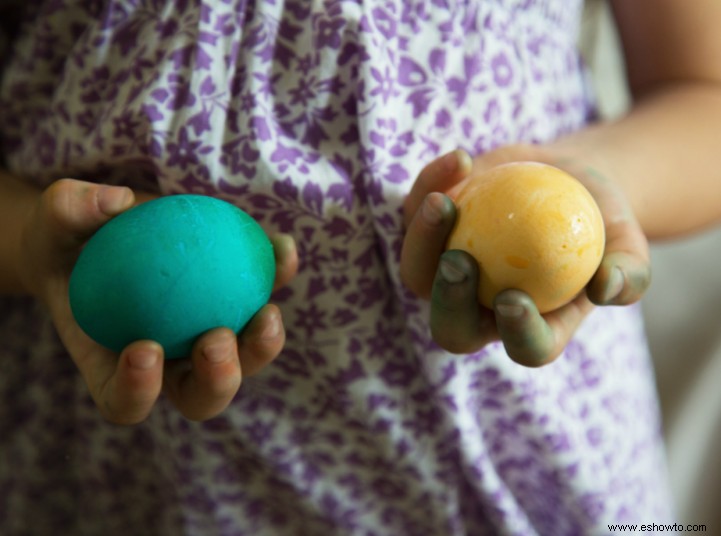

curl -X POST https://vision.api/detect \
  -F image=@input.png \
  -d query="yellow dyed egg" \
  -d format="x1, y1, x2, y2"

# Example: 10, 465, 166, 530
446, 162, 605, 313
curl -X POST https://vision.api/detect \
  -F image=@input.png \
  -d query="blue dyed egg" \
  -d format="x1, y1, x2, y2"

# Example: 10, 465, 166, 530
69, 195, 276, 359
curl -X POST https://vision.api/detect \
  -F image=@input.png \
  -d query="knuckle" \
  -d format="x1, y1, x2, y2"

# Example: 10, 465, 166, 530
98, 400, 145, 426
500, 326, 558, 368
46, 178, 81, 206
399, 253, 433, 300
209, 376, 241, 400
430, 325, 459, 353
615, 265, 652, 305
43, 179, 73, 220
433, 331, 476, 355
178, 387, 236, 421
46, 177, 76, 197
198, 367, 242, 403
44, 178, 101, 229
507, 346, 557, 368
430, 314, 487, 355
399, 264, 426, 299
431, 279, 473, 315
179, 407, 209, 422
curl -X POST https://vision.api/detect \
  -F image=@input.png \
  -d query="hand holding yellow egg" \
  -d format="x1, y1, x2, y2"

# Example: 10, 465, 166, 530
446, 162, 605, 314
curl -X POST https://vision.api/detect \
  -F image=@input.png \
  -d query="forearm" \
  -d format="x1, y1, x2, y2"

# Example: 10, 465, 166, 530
0, 169, 41, 294
549, 82, 721, 240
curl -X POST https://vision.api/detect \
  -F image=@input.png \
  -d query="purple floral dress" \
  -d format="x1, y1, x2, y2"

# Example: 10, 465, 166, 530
0, 1, 675, 535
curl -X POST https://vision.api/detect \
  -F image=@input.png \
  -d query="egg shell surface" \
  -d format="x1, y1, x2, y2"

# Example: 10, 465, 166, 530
69, 195, 276, 359
446, 162, 605, 313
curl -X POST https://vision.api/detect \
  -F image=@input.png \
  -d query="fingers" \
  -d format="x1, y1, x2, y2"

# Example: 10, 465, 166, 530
430, 250, 495, 353
47, 276, 164, 425
586, 190, 651, 306
40, 178, 134, 250
237, 304, 286, 377
76, 304, 285, 424
270, 234, 299, 291
159, 237, 291, 421
400, 193, 457, 299
403, 148, 472, 229
163, 328, 242, 421
493, 290, 593, 367
409, 146, 651, 368
161, 305, 284, 421
74, 339, 164, 425
20, 179, 136, 301
587, 222, 651, 306
428, 253, 594, 366
35, 181, 290, 423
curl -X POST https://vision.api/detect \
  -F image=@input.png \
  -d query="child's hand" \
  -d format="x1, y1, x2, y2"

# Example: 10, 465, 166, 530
19, 179, 298, 423
400, 145, 651, 367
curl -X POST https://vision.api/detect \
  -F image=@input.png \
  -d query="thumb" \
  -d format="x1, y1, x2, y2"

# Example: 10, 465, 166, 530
403, 149, 472, 229
18, 179, 136, 304
40, 179, 135, 250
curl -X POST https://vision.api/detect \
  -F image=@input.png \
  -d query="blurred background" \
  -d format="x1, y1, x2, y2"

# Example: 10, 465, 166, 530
581, 2, 721, 532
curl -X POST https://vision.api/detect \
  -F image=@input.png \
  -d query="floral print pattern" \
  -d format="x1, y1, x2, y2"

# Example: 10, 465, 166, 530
0, 1, 674, 535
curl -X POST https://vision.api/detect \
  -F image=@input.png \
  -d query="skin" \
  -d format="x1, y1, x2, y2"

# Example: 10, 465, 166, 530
400, 145, 649, 366
0, 174, 299, 424
3, 1, 721, 420
400, 0, 721, 366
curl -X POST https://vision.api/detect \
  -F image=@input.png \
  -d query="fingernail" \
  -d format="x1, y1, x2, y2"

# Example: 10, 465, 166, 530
260, 312, 282, 341
456, 149, 473, 174
128, 349, 159, 370
603, 266, 624, 303
441, 148, 472, 174
496, 303, 525, 319
441, 150, 460, 173
98, 186, 133, 216
421, 194, 444, 226
203, 335, 234, 363
439, 258, 467, 284
274, 234, 295, 256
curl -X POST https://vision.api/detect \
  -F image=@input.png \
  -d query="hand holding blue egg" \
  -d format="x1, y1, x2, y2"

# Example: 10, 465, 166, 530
69, 195, 276, 359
